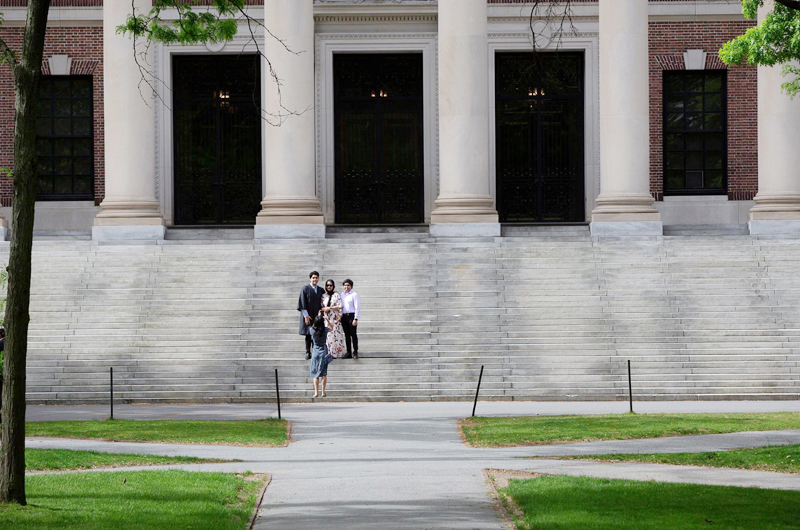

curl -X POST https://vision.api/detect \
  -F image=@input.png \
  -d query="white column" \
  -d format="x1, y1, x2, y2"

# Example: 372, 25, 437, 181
430, 0, 499, 238
749, 1, 800, 235
92, 0, 165, 241
590, 0, 661, 236
255, 0, 324, 239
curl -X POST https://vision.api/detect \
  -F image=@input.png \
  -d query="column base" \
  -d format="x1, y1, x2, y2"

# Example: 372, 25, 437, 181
430, 222, 500, 238
590, 221, 663, 236
748, 220, 800, 236
92, 225, 166, 241
255, 224, 326, 239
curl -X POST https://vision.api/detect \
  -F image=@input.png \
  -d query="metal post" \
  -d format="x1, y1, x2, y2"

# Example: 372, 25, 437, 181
110, 366, 114, 420
275, 368, 281, 420
627, 360, 633, 413
472, 365, 484, 418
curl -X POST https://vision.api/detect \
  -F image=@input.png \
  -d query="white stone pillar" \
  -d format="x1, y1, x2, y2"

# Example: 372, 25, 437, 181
430, 0, 499, 238
749, 1, 800, 235
256, 0, 324, 239
590, 0, 661, 236
92, 0, 165, 241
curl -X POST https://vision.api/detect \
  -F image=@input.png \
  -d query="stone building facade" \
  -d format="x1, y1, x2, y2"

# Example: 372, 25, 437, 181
0, 1, 796, 237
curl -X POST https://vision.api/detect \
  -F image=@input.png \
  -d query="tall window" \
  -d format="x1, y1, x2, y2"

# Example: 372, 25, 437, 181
36, 76, 94, 200
663, 71, 727, 195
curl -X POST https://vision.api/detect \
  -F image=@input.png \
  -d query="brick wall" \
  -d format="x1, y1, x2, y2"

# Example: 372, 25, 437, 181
649, 21, 757, 201
0, 26, 104, 206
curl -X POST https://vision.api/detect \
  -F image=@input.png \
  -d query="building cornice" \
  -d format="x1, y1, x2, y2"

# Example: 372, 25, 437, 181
0, 2, 748, 28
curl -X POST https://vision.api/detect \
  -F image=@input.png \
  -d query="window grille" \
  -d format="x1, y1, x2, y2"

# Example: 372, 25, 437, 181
36, 76, 94, 200
662, 70, 727, 195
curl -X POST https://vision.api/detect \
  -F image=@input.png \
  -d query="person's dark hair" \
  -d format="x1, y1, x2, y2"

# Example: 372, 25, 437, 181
312, 314, 326, 337
0, 328, 5, 338
343, 278, 354, 287
309, 271, 320, 279
325, 280, 336, 306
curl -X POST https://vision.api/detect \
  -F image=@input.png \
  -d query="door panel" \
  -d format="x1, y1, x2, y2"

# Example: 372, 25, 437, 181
334, 54, 424, 224
173, 55, 262, 225
495, 52, 584, 223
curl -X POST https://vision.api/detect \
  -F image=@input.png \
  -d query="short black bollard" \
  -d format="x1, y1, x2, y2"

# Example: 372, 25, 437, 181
110, 366, 114, 420
627, 360, 633, 413
275, 368, 281, 420
472, 365, 484, 418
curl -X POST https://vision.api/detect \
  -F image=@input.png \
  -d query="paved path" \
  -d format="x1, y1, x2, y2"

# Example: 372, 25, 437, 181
25, 402, 800, 529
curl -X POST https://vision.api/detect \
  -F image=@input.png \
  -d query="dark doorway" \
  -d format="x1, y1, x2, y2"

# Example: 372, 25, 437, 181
172, 55, 262, 225
495, 52, 585, 222
334, 54, 424, 224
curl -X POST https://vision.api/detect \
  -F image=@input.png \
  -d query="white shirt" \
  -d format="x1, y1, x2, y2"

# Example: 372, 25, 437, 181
341, 290, 360, 319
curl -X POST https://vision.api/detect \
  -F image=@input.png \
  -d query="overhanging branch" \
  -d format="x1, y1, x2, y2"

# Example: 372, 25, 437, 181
0, 34, 17, 75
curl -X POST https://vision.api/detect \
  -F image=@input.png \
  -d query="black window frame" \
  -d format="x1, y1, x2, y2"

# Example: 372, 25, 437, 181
35, 75, 95, 201
662, 70, 728, 196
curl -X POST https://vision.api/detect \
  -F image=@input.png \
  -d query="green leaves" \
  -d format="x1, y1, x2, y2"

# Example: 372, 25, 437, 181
116, 0, 247, 46
720, 1, 800, 96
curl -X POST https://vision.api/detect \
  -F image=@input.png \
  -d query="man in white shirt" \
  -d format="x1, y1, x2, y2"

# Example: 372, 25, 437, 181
340, 279, 360, 359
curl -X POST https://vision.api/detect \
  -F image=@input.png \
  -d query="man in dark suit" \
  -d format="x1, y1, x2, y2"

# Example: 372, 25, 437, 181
298, 271, 324, 359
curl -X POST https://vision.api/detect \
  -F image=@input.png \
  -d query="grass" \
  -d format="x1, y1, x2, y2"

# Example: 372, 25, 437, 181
500, 474, 800, 530
556, 444, 800, 474
461, 412, 800, 447
0, 470, 264, 530
26, 418, 288, 446
26, 448, 231, 471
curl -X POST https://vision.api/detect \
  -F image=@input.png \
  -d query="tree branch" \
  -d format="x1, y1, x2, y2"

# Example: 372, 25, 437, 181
0, 34, 17, 76
776, 0, 800, 11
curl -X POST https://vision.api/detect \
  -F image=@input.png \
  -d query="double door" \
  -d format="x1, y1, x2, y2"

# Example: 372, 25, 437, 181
172, 55, 262, 225
334, 54, 424, 224
496, 52, 585, 222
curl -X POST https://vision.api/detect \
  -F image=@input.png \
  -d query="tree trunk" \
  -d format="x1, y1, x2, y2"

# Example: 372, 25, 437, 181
0, 0, 50, 506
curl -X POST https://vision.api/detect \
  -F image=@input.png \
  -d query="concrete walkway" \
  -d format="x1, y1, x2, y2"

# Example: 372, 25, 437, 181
25, 401, 800, 529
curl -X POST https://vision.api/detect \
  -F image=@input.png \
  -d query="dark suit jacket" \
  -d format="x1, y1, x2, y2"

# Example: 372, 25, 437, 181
298, 284, 324, 335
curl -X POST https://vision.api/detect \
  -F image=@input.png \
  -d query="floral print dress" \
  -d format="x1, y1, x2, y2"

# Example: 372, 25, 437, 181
322, 292, 347, 359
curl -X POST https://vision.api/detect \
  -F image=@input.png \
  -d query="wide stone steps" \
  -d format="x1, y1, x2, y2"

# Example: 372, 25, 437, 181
7, 231, 800, 402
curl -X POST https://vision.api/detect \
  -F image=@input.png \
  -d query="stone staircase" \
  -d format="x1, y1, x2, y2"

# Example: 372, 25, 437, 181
7, 226, 800, 403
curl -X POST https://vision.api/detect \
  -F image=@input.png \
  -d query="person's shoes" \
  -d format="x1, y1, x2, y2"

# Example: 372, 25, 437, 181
352, 352, 359, 360
343, 353, 352, 359
305, 352, 311, 360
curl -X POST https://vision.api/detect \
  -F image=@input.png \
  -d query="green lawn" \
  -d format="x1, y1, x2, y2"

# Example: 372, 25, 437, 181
26, 448, 230, 471
0, 471, 264, 530
500, 475, 800, 530
26, 418, 288, 446
461, 413, 800, 447
558, 444, 800, 474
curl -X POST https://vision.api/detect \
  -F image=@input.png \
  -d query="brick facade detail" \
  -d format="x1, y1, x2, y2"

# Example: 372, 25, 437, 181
0, 26, 104, 206
649, 21, 758, 202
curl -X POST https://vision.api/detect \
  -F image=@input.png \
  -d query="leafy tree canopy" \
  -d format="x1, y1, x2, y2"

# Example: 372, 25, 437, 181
720, 0, 800, 97
116, 0, 248, 45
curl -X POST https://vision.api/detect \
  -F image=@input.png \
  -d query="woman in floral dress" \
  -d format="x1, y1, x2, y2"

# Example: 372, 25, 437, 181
321, 279, 347, 359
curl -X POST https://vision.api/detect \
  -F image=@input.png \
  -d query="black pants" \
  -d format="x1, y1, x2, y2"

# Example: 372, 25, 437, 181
342, 313, 358, 354
305, 334, 313, 354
